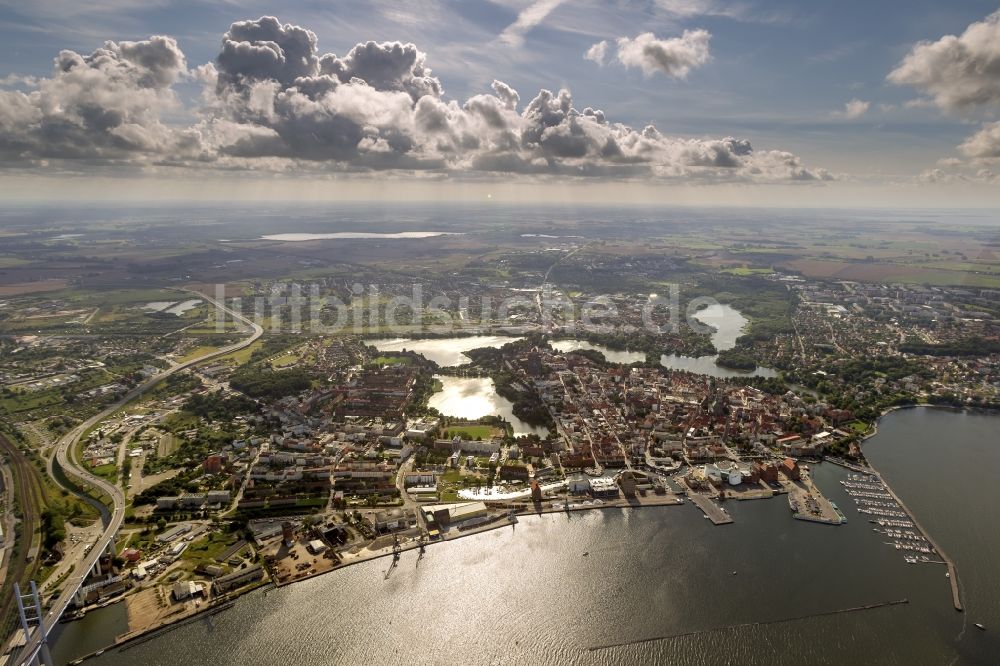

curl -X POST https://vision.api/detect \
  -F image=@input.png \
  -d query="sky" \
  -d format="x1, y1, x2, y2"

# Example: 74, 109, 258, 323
0, 0, 998, 206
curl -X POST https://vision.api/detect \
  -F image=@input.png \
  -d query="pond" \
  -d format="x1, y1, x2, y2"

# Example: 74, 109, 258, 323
370, 335, 521, 367
427, 375, 547, 438
551, 305, 777, 378
549, 340, 647, 364
660, 303, 778, 378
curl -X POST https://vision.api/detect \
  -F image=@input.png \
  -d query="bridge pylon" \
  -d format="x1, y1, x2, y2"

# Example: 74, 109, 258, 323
14, 581, 53, 666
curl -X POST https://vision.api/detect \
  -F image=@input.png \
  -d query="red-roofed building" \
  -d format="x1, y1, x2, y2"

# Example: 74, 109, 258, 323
203, 454, 227, 474
780, 457, 800, 481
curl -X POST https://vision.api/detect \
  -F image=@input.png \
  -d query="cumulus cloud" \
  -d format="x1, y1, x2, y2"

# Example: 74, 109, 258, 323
0, 74, 39, 87
888, 11, 1000, 112
959, 121, 1000, 160
217, 16, 321, 89
615, 30, 711, 79
0, 35, 196, 162
835, 98, 870, 120
0, 16, 830, 184
584, 40, 608, 65
918, 166, 999, 185
887, 11, 1000, 183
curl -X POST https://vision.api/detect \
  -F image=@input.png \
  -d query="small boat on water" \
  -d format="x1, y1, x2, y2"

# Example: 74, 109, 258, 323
60, 609, 86, 623
975, 623, 985, 631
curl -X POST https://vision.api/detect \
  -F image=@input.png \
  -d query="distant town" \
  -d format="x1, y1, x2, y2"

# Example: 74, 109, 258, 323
1, 219, 998, 661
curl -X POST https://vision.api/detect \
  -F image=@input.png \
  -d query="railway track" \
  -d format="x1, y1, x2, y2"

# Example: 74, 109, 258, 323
14, 288, 262, 665
0, 433, 44, 640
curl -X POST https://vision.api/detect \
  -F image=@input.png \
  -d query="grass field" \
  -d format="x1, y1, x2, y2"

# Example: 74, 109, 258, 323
162, 412, 199, 432
847, 420, 872, 435
370, 355, 413, 366
92, 463, 119, 482
440, 424, 497, 440
721, 266, 774, 276
215, 340, 264, 365
0, 369, 114, 419
270, 352, 301, 369
782, 258, 1000, 287
0, 257, 32, 268
60, 288, 183, 306
181, 531, 243, 570
176, 344, 224, 364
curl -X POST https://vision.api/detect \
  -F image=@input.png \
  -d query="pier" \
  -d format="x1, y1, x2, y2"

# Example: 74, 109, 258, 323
822, 456, 870, 474
864, 460, 962, 612
686, 492, 733, 525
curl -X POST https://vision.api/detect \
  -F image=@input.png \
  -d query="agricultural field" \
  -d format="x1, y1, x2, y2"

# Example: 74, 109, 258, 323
721, 266, 774, 276
781, 258, 1000, 288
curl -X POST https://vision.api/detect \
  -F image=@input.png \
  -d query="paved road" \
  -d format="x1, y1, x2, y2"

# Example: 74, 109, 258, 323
14, 291, 261, 665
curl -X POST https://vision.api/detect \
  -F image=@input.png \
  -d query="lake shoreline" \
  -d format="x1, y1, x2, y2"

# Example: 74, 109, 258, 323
63, 497, 694, 662
58, 408, 1000, 665
858, 404, 1000, 615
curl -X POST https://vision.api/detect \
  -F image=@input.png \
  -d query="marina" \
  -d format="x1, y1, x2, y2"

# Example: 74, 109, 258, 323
840, 473, 943, 565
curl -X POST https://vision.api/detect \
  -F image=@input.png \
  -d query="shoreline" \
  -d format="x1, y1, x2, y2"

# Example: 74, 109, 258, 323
66, 496, 689, 661
862, 402, 1000, 442
274, 493, 689, 588
64, 405, 992, 660
860, 404, 965, 612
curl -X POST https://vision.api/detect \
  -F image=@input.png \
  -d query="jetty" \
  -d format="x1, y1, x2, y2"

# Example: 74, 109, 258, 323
687, 493, 733, 525
864, 461, 962, 612
823, 456, 870, 474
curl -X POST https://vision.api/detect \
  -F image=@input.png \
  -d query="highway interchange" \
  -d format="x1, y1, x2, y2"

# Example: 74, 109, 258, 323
14, 292, 262, 665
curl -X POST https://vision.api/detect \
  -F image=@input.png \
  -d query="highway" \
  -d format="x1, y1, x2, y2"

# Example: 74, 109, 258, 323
14, 291, 262, 666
